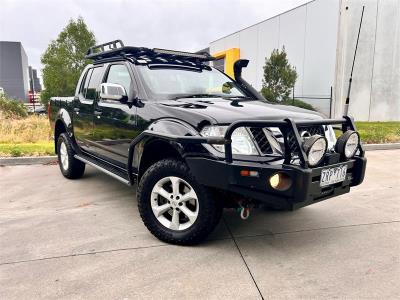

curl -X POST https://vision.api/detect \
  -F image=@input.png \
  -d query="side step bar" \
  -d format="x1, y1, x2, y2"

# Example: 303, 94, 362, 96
74, 154, 132, 186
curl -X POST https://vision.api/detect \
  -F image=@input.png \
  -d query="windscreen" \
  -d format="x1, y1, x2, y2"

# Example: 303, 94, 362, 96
136, 66, 247, 100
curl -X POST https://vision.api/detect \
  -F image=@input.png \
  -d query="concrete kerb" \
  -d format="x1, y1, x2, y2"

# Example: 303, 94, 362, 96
362, 143, 400, 151
0, 156, 58, 166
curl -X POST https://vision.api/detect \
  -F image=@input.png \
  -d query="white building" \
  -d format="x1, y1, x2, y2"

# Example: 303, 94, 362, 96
209, 0, 400, 121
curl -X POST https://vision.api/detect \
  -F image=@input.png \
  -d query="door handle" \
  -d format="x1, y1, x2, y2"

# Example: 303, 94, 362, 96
73, 107, 80, 114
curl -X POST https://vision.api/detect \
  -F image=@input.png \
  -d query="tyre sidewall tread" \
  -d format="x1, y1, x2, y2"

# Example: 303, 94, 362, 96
57, 133, 85, 179
137, 159, 222, 245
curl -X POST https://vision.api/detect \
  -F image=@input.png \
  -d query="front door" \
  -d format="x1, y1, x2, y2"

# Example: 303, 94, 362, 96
73, 66, 104, 153
93, 63, 138, 167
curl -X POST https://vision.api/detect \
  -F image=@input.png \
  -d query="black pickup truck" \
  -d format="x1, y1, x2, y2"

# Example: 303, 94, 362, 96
49, 40, 366, 245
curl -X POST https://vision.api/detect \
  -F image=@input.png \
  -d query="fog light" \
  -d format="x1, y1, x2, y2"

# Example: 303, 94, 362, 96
335, 130, 360, 158
303, 135, 327, 167
269, 172, 292, 191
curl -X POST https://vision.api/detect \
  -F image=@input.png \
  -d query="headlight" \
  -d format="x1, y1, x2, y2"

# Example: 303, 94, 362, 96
200, 126, 258, 155
303, 135, 327, 166
335, 130, 360, 158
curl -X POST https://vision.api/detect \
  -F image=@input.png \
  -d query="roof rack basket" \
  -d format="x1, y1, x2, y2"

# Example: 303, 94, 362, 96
85, 40, 215, 63
86, 40, 125, 57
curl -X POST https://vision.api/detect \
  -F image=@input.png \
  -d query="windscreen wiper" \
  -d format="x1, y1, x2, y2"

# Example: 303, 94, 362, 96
222, 95, 253, 100
172, 94, 223, 100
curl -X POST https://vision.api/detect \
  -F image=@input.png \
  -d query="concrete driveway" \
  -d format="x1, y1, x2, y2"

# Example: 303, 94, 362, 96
1, 150, 399, 299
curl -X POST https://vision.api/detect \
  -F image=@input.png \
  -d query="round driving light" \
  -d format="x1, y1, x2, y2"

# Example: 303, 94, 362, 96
269, 173, 280, 188
335, 130, 360, 158
303, 135, 327, 167
269, 172, 292, 191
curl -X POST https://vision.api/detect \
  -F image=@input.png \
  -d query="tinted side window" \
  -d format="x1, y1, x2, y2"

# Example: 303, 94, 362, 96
80, 68, 93, 96
86, 67, 104, 100
106, 65, 131, 93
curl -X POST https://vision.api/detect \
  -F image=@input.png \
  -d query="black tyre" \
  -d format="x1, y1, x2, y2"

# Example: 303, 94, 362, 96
137, 159, 222, 245
57, 133, 85, 179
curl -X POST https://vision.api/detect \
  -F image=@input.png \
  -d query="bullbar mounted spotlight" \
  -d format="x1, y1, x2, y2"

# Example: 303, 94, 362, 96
303, 135, 327, 167
335, 130, 360, 158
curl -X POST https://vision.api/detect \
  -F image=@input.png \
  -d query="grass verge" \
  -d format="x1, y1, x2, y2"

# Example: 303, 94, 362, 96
0, 115, 51, 143
355, 122, 400, 144
0, 115, 54, 157
0, 142, 54, 157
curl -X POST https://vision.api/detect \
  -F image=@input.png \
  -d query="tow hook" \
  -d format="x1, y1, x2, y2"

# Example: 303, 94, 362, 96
237, 202, 252, 220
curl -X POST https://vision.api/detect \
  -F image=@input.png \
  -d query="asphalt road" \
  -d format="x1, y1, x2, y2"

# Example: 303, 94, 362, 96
1, 150, 399, 299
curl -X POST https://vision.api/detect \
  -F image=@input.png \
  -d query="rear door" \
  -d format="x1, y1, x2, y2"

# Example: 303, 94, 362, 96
73, 66, 104, 153
73, 68, 94, 152
93, 63, 138, 166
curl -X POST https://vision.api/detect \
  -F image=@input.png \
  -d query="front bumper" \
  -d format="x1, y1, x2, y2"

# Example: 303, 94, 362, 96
186, 156, 367, 210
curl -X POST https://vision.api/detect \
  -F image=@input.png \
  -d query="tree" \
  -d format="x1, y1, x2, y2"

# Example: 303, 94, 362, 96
261, 47, 297, 102
41, 17, 96, 105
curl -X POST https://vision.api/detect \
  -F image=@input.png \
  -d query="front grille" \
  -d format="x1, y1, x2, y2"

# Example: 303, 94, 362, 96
287, 125, 325, 153
249, 127, 272, 154
249, 125, 325, 156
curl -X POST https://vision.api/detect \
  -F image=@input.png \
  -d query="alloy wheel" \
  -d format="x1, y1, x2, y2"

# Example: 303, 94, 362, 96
150, 176, 199, 231
59, 141, 69, 171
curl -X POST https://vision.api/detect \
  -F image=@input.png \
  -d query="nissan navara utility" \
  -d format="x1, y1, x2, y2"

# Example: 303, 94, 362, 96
48, 40, 367, 245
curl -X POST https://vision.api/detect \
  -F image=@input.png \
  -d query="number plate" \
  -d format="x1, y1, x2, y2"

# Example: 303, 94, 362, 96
320, 165, 348, 187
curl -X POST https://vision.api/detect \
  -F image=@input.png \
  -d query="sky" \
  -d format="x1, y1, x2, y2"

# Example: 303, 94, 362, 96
0, 0, 309, 81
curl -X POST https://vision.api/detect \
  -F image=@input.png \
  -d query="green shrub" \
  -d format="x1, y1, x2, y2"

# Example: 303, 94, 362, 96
0, 95, 28, 119
263, 95, 316, 111
281, 98, 316, 111
10, 147, 22, 157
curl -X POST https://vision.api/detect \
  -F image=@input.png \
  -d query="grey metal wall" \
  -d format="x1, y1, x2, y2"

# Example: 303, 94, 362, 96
334, 0, 400, 121
29, 66, 42, 92
0, 41, 29, 101
210, 0, 340, 116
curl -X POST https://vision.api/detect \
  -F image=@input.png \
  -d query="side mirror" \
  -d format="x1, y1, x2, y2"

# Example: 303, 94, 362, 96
100, 83, 128, 103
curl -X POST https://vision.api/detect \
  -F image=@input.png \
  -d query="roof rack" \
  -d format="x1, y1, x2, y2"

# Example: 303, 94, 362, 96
85, 40, 215, 63
86, 40, 125, 57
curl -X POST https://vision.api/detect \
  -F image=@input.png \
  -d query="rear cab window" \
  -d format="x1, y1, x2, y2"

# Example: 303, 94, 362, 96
79, 68, 93, 97
85, 67, 104, 101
